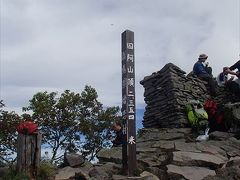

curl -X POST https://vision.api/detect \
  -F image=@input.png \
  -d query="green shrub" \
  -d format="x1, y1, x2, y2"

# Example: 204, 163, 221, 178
37, 161, 57, 180
0, 169, 29, 180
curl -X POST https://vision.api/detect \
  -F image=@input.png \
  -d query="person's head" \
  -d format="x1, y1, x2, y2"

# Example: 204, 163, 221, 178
223, 67, 229, 74
112, 121, 122, 131
198, 54, 208, 62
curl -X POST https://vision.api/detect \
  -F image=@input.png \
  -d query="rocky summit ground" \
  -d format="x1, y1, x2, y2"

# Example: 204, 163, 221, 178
55, 128, 240, 180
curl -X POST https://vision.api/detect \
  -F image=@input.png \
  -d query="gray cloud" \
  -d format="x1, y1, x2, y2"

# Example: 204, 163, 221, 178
1, 0, 239, 113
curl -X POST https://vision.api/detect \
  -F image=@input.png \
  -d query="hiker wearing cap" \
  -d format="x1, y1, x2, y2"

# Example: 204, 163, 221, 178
193, 54, 217, 96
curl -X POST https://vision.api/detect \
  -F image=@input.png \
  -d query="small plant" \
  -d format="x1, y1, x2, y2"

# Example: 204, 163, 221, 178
133, 167, 143, 176
37, 161, 57, 180
0, 168, 29, 180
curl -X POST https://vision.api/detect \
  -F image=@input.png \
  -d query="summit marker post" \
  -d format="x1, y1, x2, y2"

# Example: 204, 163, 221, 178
121, 30, 137, 175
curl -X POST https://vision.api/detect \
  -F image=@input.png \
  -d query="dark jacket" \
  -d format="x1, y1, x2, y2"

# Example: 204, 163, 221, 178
112, 128, 123, 147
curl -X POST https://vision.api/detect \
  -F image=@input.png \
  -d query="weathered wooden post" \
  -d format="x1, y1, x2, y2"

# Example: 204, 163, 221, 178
17, 132, 42, 179
121, 30, 137, 175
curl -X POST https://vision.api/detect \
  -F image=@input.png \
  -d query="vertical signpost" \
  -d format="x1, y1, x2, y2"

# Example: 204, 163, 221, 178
121, 30, 137, 176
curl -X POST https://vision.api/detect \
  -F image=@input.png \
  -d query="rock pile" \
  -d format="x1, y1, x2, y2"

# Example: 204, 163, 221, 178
53, 128, 240, 180
140, 63, 240, 128
97, 128, 240, 180
140, 63, 209, 128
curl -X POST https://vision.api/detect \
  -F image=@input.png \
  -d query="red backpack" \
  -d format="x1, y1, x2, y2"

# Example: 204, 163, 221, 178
204, 100, 225, 130
204, 100, 217, 119
17, 121, 38, 135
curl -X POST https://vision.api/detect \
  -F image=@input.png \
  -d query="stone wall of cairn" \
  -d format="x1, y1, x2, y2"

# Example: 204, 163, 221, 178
140, 63, 240, 128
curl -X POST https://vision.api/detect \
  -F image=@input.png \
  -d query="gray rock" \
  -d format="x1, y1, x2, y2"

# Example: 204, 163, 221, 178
166, 128, 192, 134
80, 161, 94, 174
152, 141, 175, 151
202, 139, 240, 158
138, 153, 169, 167
140, 171, 160, 180
88, 166, 110, 180
209, 131, 235, 141
174, 142, 201, 153
167, 164, 216, 180
137, 141, 155, 149
112, 175, 145, 180
203, 166, 240, 180
226, 156, 240, 167
100, 162, 122, 176
137, 147, 159, 153
55, 166, 90, 180
225, 102, 240, 120
145, 167, 168, 180
172, 151, 226, 169
219, 143, 240, 157
97, 147, 122, 164
138, 132, 184, 142
196, 141, 227, 158
64, 152, 85, 167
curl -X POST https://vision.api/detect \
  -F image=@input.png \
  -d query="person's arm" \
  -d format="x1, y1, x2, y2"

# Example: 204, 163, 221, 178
226, 69, 239, 76
229, 60, 240, 71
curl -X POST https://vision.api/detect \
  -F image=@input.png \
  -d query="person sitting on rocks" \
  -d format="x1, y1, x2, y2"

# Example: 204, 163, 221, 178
193, 54, 217, 96
112, 121, 124, 147
216, 67, 234, 87
226, 60, 240, 78
225, 61, 240, 96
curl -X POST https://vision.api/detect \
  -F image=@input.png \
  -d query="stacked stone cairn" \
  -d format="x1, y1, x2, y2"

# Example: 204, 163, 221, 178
140, 63, 240, 128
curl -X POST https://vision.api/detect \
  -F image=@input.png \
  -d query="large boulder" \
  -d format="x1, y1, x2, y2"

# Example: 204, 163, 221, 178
224, 102, 240, 128
55, 166, 90, 180
64, 152, 85, 167
55, 158, 93, 180
97, 147, 122, 164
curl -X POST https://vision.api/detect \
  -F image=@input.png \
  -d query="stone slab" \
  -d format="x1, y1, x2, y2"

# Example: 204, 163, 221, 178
172, 151, 226, 169
167, 164, 216, 180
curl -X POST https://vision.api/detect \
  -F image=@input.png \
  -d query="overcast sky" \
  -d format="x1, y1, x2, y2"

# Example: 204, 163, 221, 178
0, 0, 240, 114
